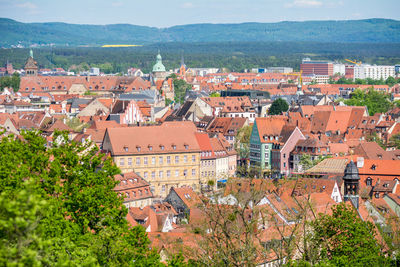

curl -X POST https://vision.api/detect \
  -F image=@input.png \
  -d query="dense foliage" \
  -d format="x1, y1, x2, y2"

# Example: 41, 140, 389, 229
2, 18, 400, 47
1, 42, 400, 74
0, 131, 162, 266
344, 88, 392, 115
333, 76, 400, 87
308, 203, 388, 266
167, 74, 192, 104
0, 72, 20, 91
268, 98, 289, 115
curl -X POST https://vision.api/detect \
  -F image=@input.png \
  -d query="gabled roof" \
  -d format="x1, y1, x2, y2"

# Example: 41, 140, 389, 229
254, 116, 288, 143
194, 133, 216, 159
172, 186, 202, 209
353, 142, 396, 160
103, 121, 200, 155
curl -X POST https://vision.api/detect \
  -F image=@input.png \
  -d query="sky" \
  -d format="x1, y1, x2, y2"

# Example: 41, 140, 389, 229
0, 0, 399, 28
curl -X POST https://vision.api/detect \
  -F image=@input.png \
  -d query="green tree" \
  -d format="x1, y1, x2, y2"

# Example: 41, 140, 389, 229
268, 98, 289, 115
310, 203, 388, 266
209, 92, 220, 97
344, 88, 392, 116
167, 74, 192, 104
0, 131, 162, 266
0, 72, 20, 92
389, 133, 400, 149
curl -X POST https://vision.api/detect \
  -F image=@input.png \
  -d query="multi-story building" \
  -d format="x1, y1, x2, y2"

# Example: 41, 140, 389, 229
200, 96, 256, 122
195, 132, 217, 189
300, 58, 333, 76
114, 172, 153, 208
249, 117, 287, 175
102, 121, 201, 197
354, 65, 395, 80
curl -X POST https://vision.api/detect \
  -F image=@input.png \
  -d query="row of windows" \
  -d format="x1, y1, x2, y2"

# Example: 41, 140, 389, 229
161, 183, 197, 192
201, 160, 215, 166
202, 171, 215, 177
138, 169, 197, 179
119, 155, 197, 166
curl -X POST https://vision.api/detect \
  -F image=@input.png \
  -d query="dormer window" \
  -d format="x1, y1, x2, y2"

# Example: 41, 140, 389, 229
371, 164, 376, 170
383, 183, 389, 188
128, 179, 133, 183
124, 146, 129, 152
184, 144, 189, 150
148, 146, 153, 151
122, 180, 127, 184
366, 177, 372, 186
134, 178, 138, 182
160, 145, 164, 150
172, 145, 176, 150
137, 146, 141, 152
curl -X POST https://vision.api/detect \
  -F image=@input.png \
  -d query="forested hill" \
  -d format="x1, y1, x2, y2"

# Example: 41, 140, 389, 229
1, 18, 400, 47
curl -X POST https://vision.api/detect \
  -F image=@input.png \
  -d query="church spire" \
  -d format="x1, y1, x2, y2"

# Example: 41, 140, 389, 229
29, 49, 33, 58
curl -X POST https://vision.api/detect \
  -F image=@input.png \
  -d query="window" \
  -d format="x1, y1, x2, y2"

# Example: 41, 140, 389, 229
183, 169, 188, 176
366, 177, 372, 186
128, 158, 132, 166
159, 156, 163, 165
162, 185, 166, 192
172, 145, 176, 150
192, 169, 196, 176
152, 157, 156, 165
144, 172, 148, 178
124, 146, 129, 152
151, 171, 155, 179
375, 192, 380, 198
175, 170, 179, 177
120, 158, 125, 166
184, 145, 189, 150
192, 155, 196, 162
175, 156, 179, 164
136, 157, 141, 165
167, 170, 171, 177
137, 146, 141, 152
167, 156, 171, 164
160, 145, 164, 150
149, 146, 153, 151
159, 171, 163, 178
184, 155, 188, 163
144, 157, 148, 165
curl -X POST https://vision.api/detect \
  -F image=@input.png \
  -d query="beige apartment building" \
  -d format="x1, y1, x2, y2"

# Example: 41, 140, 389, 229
102, 121, 201, 197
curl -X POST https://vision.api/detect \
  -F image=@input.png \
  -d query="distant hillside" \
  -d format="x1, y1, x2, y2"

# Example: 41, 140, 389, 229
1, 18, 400, 47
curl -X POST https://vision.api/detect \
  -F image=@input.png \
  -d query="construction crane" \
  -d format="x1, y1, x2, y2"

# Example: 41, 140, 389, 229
283, 70, 303, 95
345, 59, 362, 66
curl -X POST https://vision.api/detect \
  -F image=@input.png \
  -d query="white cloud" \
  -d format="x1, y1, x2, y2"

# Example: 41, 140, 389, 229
285, 0, 323, 8
15, 2, 40, 14
182, 2, 194, 8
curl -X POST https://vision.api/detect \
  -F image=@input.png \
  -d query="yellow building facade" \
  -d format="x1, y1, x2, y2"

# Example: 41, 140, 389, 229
102, 121, 202, 198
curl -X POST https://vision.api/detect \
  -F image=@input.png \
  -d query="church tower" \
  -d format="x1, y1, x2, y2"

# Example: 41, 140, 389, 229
343, 160, 360, 209
151, 51, 167, 82
24, 49, 38, 76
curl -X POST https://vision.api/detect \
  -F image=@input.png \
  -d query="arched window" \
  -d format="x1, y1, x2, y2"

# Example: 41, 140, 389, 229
366, 177, 372, 186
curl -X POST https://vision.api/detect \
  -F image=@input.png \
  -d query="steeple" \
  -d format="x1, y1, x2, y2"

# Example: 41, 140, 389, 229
25, 49, 38, 76
180, 53, 185, 68
343, 160, 360, 209
153, 51, 166, 72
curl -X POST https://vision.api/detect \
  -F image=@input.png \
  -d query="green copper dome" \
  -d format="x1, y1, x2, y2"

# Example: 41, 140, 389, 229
152, 52, 166, 72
